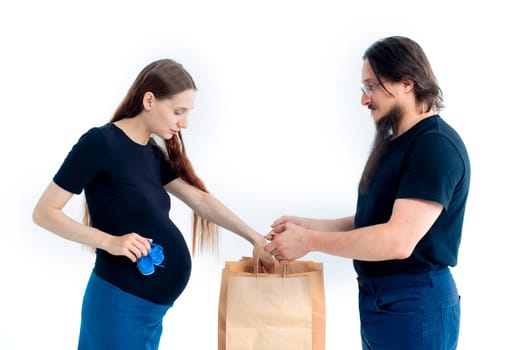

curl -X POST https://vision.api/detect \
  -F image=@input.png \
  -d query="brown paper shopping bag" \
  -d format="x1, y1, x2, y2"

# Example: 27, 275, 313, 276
218, 257, 325, 350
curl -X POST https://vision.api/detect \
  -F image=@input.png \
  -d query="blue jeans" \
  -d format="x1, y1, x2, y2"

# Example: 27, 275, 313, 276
357, 268, 460, 350
78, 272, 172, 350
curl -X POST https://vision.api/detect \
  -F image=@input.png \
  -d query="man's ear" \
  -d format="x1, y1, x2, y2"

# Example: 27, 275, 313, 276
403, 79, 415, 92
143, 92, 155, 111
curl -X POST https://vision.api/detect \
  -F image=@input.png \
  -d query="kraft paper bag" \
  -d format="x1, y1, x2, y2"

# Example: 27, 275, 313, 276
218, 257, 325, 350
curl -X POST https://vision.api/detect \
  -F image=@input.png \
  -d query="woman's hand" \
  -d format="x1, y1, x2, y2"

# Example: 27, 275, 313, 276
253, 237, 275, 273
103, 233, 152, 262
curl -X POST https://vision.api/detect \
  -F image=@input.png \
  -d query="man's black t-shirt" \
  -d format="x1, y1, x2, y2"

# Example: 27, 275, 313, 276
354, 115, 470, 277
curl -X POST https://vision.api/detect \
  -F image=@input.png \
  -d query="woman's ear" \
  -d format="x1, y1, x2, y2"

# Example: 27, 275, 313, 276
143, 92, 155, 111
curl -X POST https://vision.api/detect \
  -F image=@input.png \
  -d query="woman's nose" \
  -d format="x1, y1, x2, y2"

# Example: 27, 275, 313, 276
177, 115, 188, 129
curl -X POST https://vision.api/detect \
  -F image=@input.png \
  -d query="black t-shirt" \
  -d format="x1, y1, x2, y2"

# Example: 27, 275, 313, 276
53, 123, 191, 305
354, 115, 470, 277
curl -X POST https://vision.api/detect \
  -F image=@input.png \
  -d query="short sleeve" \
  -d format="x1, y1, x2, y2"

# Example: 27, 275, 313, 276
158, 150, 178, 185
397, 133, 465, 210
53, 127, 108, 194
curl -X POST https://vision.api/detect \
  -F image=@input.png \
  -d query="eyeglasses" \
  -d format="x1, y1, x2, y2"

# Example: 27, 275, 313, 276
361, 82, 381, 97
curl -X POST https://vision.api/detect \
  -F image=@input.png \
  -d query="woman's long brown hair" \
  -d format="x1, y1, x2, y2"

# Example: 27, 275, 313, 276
85, 59, 218, 255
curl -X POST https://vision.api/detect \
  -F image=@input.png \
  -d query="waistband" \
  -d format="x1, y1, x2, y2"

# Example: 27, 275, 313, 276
357, 267, 453, 293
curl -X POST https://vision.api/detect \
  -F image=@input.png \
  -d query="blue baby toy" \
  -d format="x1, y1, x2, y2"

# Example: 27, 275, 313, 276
137, 243, 165, 276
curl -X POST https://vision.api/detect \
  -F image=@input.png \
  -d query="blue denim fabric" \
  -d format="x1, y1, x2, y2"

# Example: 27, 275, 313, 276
78, 272, 171, 350
357, 268, 460, 350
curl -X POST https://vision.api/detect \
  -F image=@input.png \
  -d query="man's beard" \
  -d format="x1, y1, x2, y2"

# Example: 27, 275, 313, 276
358, 105, 402, 194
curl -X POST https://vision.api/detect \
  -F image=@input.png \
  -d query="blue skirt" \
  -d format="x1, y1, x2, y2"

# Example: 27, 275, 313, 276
78, 272, 172, 350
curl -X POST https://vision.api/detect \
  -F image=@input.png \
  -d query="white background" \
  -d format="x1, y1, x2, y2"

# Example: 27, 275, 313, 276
1, 0, 524, 349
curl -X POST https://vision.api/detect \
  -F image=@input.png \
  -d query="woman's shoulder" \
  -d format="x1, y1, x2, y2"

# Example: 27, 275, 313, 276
91, 123, 114, 136
74, 124, 112, 151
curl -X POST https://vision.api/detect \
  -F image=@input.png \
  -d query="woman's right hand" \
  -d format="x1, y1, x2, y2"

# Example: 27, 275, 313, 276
103, 233, 152, 262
